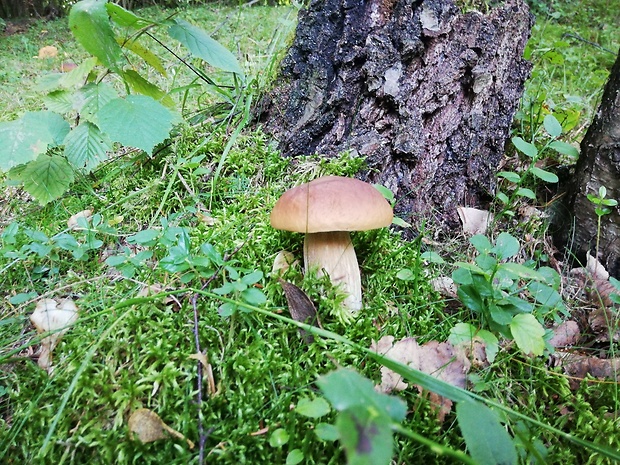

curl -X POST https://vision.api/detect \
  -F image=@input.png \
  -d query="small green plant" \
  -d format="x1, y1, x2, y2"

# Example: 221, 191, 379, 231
452, 232, 565, 356
586, 185, 618, 260
496, 113, 579, 217
0, 0, 243, 205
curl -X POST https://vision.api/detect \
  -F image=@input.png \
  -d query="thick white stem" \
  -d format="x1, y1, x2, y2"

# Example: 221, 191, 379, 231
304, 231, 362, 312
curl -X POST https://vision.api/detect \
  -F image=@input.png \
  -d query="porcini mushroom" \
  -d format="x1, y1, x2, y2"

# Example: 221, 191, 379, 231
270, 176, 393, 315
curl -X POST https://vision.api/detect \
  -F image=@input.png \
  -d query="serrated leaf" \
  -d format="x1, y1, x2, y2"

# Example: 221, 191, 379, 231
168, 19, 243, 76
44, 90, 75, 114
96, 95, 174, 154
63, 122, 112, 172
105, 2, 153, 29
121, 70, 175, 108
543, 114, 562, 138
69, 0, 124, 72
0, 112, 70, 171
510, 313, 545, 356
58, 57, 98, 88
531, 167, 559, 183
512, 136, 538, 158
20, 155, 74, 204
295, 397, 331, 418
549, 140, 579, 158
78, 82, 118, 121
457, 400, 518, 465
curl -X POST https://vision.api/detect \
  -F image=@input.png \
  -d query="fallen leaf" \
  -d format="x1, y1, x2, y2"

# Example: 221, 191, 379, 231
553, 351, 620, 390
586, 252, 609, 281
30, 298, 79, 372
279, 280, 322, 344
588, 307, 620, 342
272, 250, 298, 276
430, 276, 458, 299
67, 209, 93, 229
548, 320, 581, 348
37, 45, 58, 59
189, 352, 217, 395
60, 61, 77, 72
457, 207, 493, 235
128, 408, 194, 449
370, 336, 470, 421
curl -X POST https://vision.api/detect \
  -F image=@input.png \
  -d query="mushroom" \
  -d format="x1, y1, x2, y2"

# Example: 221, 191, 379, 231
270, 176, 393, 315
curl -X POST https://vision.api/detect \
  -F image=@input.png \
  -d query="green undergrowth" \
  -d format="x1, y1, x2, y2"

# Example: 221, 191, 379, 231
1, 1, 620, 464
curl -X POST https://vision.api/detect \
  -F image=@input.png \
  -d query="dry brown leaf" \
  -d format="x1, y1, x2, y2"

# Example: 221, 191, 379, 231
37, 45, 58, 58
588, 307, 620, 342
586, 252, 609, 281
279, 280, 321, 344
548, 320, 581, 348
370, 336, 470, 421
128, 408, 194, 449
553, 351, 620, 390
189, 352, 217, 395
457, 206, 493, 235
67, 209, 93, 229
30, 298, 79, 372
430, 277, 458, 299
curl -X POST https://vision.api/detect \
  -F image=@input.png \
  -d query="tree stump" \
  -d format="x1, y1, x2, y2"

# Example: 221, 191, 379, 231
562, 50, 620, 277
258, 0, 533, 231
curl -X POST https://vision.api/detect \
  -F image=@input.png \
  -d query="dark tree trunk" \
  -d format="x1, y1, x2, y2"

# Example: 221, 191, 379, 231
562, 49, 620, 277
258, 0, 533, 231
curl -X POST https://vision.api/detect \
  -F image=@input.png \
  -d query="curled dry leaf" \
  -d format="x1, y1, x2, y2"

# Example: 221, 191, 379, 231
67, 209, 93, 230
189, 352, 217, 395
271, 250, 298, 276
430, 276, 458, 299
588, 307, 620, 342
37, 45, 58, 58
371, 336, 470, 422
30, 299, 79, 372
586, 252, 609, 281
457, 206, 493, 235
128, 408, 194, 449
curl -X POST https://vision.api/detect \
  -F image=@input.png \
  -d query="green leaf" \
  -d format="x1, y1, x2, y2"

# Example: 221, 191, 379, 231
543, 114, 562, 138
121, 69, 175, 108
120, 37, 167, 76
515, 187, 536, 199
295, 397, 331, 418
0, 112, 70, 171
241, 287, 266, 306
63, 122, 112, 172
96, 95, 174, 154
105, 2, 153, 29
497, 171, 521, 183
396, 268, 414, 281
549, 140, 579, 158
20, 155, 74, 205
492, 232, 520, 260
477, 330, 499, 363
499, 262, 544, 280
315, 423, 340, 442
448, 323, 477, 345
527, 281, 563, 309
43, 90, 75, 114
317, 368, 406, 422
78, 82, 118, 122
286, 449, 304, 465
495, 192, 510, 204
510, 314, 545, 356
269, 428, 289, 448
420, 251, 445, 264
69, 0, 124, 72
337, 407, 393, 465
512, 136, 538, 158
457, 285, 485, 313
168, 19, 243, 76
457, 400, 518, 465
470, 234, 492, 253
58, 57, 98, 88
531, 167, 559, 183
489, 303, 514, 325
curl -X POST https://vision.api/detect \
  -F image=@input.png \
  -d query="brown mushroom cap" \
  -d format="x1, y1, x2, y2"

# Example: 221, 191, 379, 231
270, 176, 393, 233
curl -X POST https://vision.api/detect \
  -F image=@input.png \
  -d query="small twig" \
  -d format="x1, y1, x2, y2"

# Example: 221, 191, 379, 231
562, 33, 616, 55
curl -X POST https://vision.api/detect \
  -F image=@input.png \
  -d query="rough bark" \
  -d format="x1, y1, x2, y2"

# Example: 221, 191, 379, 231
258, 0, 533, 231
562, 50, 620, 277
